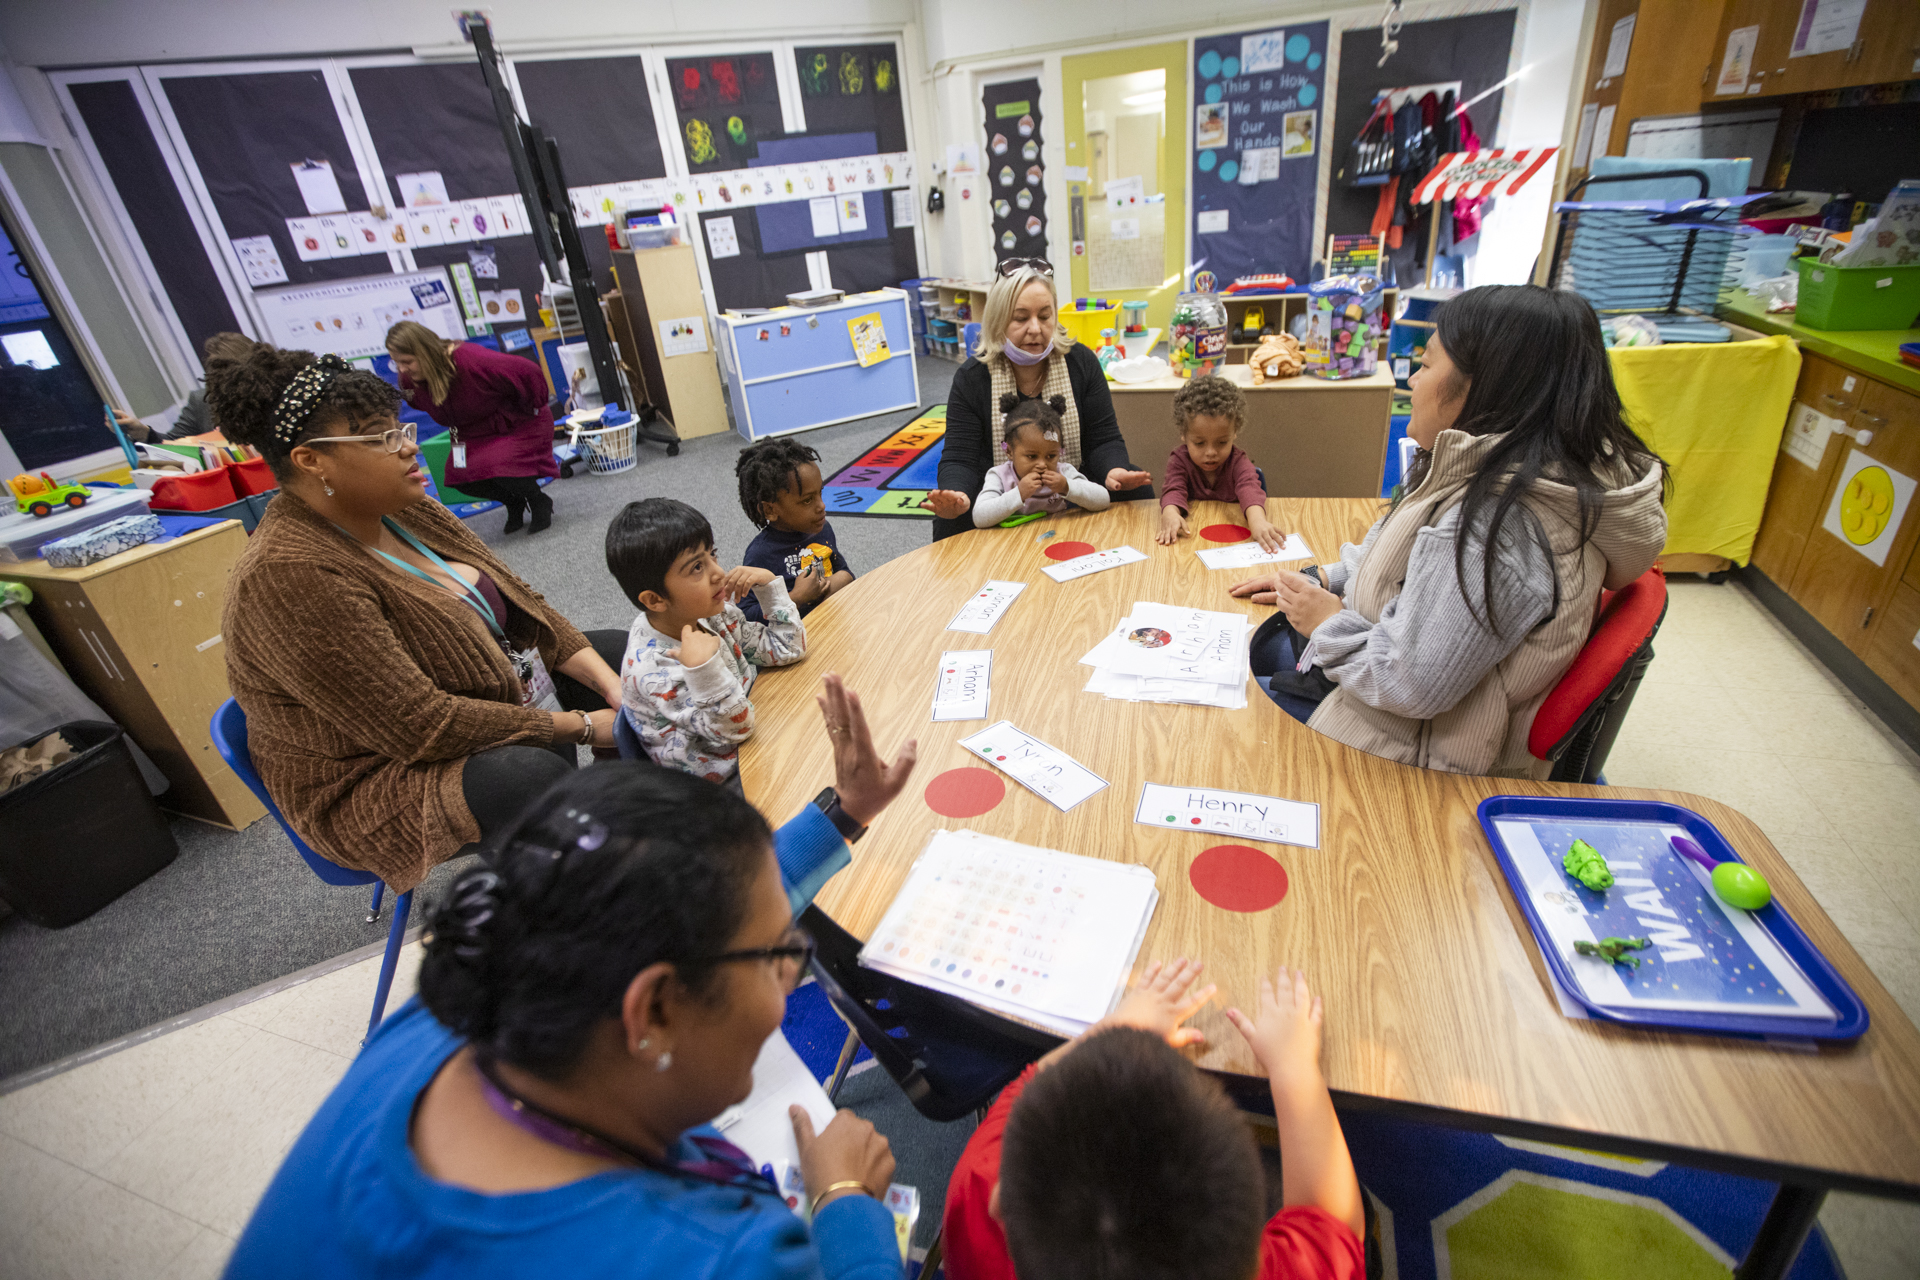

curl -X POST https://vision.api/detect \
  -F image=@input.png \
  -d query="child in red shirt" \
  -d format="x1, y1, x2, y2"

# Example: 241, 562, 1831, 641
940, 960, 1364, 1280
1157, 374, 1284, 553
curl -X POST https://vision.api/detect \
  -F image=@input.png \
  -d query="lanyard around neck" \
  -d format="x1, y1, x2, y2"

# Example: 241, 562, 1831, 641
346, 517, 502, 638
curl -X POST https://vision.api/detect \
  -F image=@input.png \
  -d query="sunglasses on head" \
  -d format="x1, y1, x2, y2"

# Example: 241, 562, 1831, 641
996, 257, 1055, 278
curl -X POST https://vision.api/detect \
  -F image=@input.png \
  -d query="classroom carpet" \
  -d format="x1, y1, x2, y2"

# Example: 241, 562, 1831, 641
819, 405, 947, 519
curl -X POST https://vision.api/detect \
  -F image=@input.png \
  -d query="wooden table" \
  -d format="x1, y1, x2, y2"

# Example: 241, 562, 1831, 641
742, 499, 1920, 1277
1108, 364, 1394, 498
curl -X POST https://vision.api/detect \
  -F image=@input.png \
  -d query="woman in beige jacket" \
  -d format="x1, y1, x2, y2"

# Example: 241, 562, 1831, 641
1235, 285, 1668, 778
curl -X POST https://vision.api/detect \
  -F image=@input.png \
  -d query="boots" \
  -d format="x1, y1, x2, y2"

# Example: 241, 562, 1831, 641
500, 501, 527, 534
528, 488, 554, 535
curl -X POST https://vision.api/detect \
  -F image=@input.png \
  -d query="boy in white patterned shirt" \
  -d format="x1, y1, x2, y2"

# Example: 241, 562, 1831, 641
607, 498, 807, 785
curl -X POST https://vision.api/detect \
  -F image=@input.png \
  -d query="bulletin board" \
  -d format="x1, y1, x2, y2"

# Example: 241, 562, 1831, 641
1188, 23, 1327, 288
791, 42, 919, 290
254, 267, 465, 360
698, 208, 813, 313
156, 69, 376, 288
666, 52, 784, 174
65, 78, 241, 359
982, 78, 1048, 266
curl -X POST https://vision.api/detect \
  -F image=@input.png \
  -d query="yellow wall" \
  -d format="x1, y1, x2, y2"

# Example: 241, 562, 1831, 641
1061, 42, 1188, 335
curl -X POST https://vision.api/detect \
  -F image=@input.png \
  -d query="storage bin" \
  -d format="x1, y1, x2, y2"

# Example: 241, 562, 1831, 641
227, 456, 277, 496
0, 721, 178, 927
1793, 260, 1920, 331
147, 466, 240, 512
1059, 304, 1120, 348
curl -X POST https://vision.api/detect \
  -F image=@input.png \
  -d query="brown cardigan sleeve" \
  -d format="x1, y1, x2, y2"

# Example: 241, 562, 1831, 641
399, 500, 590, 669
229, 551, 556, 763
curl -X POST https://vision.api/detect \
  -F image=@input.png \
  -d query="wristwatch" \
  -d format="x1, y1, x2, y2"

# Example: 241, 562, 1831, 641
811, 786, 868, 844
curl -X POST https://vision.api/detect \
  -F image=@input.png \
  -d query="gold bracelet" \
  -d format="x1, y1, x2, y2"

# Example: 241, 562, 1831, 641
815, 1179, 877, 1204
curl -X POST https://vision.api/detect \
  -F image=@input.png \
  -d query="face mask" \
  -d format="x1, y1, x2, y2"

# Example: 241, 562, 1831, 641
1001, 336, 1054, 366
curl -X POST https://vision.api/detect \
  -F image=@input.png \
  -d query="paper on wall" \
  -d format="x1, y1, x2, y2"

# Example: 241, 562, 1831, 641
1239, 28, 1289, 76
1602, 14, 1636, 78
1591, 105, 1617, 161
496, 289, 524, 322
315, 215, 355, 258
809, 196, 840, 238
486, 195, 520, 237
705, 216, 741, 260
406, 209, 445, 247
291, 160, 346, 215
1781, 402, 1837, 470
658, 315, 709, 357
345, 211, 382, 255
231, 236, 288, 286
395, 171, 449, 209
1571, 104, 1600, 169
836, 194, 868, 234
892, 189, 916, 228
1716, 25, 1759, 95
1197, 210, 1230, 234
1791, 0, 1868, 58
1820, 448, 1916, 568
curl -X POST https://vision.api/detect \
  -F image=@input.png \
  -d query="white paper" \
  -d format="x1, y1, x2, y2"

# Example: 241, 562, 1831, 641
486, 195, 520, 237
1717, 25, 1759, 95
1194, 536, 1314, 570
479, 290, 501, 320
231, 235, 287, 286
1197, 210, 1230, 234
945, 144, 979, 175
1820, 448, 1916, 568
1084, 602, 1249, 686
396, 171, 449, 209
932, 650, 993, 722
710, 1031, 836, 1175
658, 315, 709, 357
808, 196, 840, 238
441, 205, 473, 244
345, 211, 383, 255
1602, 15, 1637, 78
315, 215, 356, 258
1086, 667, 1247, 710
947, 579, 1028, 633
1572, 103, 1600, 169
291, 160, 346, 215
1135, 782, 1321, 849
1591, 105, 1617, 161
891, 189, 916, 228
1257, 146, 1282, 180
1791, 0, 1868, 57
1240, 29, 1289, 75
959, 721, 1109, 812
1237, 156, 1261, 186
1110, 217, 1140, 240
1042, 544, 1148, 584
836, 194, 868, 234
860, 828, 1159, 1035
406, 209, 445, 247
1781, 402, 1836, 470
706, 216, 741, 260
1106, 175, 1145, 207
496, 289, 525, 323
1062, 165, 1089, 182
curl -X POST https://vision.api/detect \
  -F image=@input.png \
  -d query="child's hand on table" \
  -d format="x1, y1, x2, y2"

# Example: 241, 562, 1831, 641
1247, 510, 1285, 554
924, 490, 972, 520
789, 562, 828, 605
1157, 506, 1189, 545
670, 624, 721, 669
722, 565, 777, 603
1271, 569, 1342, 634
1099, 957, 1216, 1048
1225, 966, 1324, 1084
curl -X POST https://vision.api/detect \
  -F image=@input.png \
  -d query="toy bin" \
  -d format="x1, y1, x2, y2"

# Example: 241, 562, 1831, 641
1059, 304, 1120, 347
227, 456, 277, 497
0, 721, 178, 927
1793, 261, 1920, 331
146, 467, 240, 512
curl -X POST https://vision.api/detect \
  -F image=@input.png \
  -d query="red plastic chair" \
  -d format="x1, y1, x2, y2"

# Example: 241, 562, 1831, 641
1529, 567, 1669, 784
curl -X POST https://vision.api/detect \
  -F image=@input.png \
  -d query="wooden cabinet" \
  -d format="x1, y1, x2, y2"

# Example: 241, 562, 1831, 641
1751, 354, 1866, 584
1786, 378, 1920, 653
1864, 580, 1920, 708
609, 245, 731, 439
1705, 0, 1920, 103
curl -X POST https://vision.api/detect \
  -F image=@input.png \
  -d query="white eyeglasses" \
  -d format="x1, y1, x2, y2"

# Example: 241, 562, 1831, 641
305, 422, 417, 453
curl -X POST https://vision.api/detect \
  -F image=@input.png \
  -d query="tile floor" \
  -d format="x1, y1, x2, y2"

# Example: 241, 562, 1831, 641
2, 579, 1917, 1279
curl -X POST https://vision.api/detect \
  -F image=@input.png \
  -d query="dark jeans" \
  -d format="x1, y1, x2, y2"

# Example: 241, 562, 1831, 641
456, 476, 549, 515
1250, 623, 1328, 725
460, 628, 626, 841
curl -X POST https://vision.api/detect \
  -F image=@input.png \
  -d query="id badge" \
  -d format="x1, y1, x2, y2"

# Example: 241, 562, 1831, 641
510, 646, 561, 711
451, 443, 468, 468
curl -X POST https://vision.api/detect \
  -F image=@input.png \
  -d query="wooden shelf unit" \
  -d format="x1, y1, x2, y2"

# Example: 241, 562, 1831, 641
918, 279, 992, 362
1219, 290, 1398, 364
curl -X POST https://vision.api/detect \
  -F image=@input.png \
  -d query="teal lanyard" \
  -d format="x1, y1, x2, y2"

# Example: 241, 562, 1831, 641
350, 517, 503, 638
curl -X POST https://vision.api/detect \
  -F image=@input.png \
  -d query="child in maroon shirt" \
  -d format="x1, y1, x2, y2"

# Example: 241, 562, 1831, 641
1157, 374, 1285, 553
940, 960, 1365, 1280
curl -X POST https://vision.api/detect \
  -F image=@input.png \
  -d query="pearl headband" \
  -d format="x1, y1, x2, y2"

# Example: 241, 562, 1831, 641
271, 354, 350, 444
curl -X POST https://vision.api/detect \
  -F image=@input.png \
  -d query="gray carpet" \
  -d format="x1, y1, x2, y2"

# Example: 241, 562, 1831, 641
0, 355, 959, 1082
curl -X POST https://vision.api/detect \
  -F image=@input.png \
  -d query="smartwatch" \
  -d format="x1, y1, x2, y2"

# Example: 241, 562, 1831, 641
811, 786, 868, 844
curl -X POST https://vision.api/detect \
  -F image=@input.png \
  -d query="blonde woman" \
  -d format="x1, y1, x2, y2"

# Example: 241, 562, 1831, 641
386, 321, 561, 534
925, 261, 1151, 540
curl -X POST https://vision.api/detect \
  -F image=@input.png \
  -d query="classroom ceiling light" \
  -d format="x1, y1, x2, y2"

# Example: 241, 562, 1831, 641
1123, 90, 1166, 106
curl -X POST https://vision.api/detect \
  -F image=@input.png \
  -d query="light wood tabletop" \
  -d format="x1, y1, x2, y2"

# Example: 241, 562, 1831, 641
741, 499, 1920, 1198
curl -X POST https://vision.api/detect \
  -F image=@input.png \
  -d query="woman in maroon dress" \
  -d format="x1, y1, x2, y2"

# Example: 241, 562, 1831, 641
386, 321, 562, 534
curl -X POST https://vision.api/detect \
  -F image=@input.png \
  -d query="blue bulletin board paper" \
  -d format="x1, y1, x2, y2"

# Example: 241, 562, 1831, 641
1190, 23, 1326, 287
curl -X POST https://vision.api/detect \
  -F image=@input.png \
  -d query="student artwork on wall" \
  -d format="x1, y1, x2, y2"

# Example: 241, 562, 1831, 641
666, 52, 782, 174
983, 78, 1046, 266
1188, 23, 1327, 287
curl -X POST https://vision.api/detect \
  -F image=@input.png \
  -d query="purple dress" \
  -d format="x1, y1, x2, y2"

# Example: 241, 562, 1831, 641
403, 343, 559, 485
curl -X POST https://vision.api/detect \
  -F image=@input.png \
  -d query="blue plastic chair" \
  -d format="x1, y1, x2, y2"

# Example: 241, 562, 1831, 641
210, 699, 411, 1043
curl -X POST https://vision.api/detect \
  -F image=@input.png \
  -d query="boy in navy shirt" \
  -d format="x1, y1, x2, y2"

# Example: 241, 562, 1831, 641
735, 438, 855, 621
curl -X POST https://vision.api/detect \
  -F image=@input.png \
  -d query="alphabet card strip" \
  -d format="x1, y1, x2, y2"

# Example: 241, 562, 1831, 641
947, 580, 1028, 634
932, 650, 993, 722
1135, 783, 1321, 849
1040, 544, 1148, 583
959, 721, 1109, 811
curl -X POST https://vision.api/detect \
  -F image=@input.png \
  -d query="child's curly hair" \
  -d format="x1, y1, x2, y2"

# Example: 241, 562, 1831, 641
1002, 397, 1065, 447
734, 437, 821, 529
1171, 374, 1246, 435
203, 341, 403, 478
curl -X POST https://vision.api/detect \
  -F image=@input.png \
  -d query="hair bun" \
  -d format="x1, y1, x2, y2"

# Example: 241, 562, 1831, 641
1047, 395, 1066, 414
999, 391, 1022, 414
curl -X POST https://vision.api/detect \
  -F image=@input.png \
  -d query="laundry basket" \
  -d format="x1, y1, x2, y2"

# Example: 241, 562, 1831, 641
571, 420, 637, 475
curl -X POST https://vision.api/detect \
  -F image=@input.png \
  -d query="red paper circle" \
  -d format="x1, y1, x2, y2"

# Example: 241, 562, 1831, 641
924, 767, 1006, 818
1188, 845, 1289, 913
1200, 523, 1251, 542
1044, 540, 1096, 561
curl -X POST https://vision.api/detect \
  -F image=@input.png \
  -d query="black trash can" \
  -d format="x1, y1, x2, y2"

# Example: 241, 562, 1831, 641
0, 721, 178, 927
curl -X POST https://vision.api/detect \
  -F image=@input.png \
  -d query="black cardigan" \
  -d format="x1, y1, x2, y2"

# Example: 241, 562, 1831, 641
934, 343, 1144, 540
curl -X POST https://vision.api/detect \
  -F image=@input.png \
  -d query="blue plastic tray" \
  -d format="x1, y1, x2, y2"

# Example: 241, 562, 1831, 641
1477, 796, 1868, 1042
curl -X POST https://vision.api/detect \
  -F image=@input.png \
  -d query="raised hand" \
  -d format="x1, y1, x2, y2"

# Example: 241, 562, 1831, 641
1104, 467, 1152, 492
816, 672, 918, 827
924, 490, 972, 520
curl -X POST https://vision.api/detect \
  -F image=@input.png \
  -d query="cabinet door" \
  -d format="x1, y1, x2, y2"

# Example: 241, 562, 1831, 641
1864, 581, 1920, 709
1788, 379, 1920, 653
1704, 0, 1802, 102
1745, 0, 1920, 96
1750, 355, 1863, 584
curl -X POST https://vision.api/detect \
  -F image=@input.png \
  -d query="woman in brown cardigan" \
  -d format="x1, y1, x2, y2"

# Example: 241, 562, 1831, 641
209, 343, 626, 891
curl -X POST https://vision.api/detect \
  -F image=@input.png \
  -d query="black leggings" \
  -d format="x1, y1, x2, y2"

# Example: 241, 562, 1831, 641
460, 628, 627, 841
457, 476, 549, 513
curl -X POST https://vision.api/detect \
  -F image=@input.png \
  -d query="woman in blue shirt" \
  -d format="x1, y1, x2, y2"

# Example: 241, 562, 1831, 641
228, 675, 918, 1280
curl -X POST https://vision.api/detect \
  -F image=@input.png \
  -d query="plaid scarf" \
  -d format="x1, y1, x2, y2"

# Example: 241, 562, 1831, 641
986, 350, 1081, 466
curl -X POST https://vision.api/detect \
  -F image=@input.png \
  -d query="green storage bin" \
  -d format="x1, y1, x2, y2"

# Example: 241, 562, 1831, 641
1793, 260, 1920, 331
417, 433, 485, 505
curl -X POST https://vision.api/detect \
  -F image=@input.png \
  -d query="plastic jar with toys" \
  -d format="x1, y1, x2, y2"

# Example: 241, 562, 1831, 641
1168, 291, 1227, 379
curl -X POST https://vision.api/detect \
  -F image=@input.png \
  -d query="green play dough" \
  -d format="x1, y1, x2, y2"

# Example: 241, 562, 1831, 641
1562, 839, 1613, 891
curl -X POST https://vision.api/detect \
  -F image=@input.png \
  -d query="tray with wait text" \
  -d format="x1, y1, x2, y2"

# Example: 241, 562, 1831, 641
1477, 796, 1867, 1041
